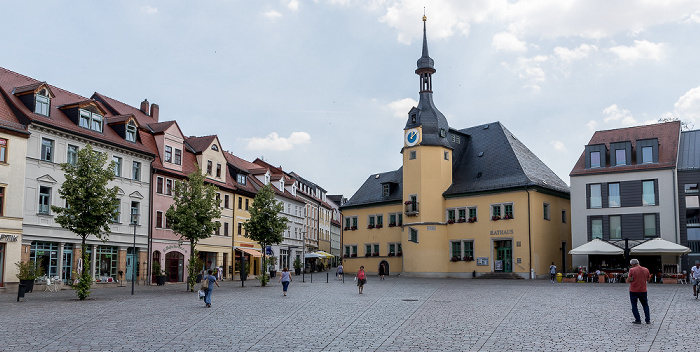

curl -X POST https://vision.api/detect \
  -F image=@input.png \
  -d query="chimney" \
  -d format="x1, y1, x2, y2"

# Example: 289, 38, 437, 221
140, 99, 149, 115
150, 103, 159, 122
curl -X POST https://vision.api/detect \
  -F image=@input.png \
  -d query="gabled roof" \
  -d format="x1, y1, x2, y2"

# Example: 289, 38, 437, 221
570, 121, 680, 176
343, 168, 403, 208
105, 114, 136, 125
12, 82, 54, 97
149, 120, 180, 134
92, 92, 156, 128
0, 89, 29, 136
224, 151, 258, 173
446, 122, 569, 196
186, 135, 217, 154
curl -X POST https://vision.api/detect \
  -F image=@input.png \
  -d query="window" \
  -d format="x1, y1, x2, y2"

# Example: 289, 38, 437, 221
238, 223, 242, 235
562, 209, 567, 223
608, 183, 620, 207
609, 215, 621, 239
156, 177, 164, 194
591, 218, 603, 239
238, 197, 242, 209
224, 222, 229, 236
0, 138, 7, 163
468, 208, 477, 221
0, 187, 4, 216
35, 92, 50, 116
504, 204, 513, 219
373, 244, 379, 255
451, 241, 461, 258
409, 228, 418, 243
79, 109, 103, 132
215, 193, 221, 207
215, 221, 221, 236
615, 149, 626, 166
164, 146, 172, 163
38, 186, 51, 214
409, 151, 416, 160
382, 184, 390, 197
389, 243, 396, 255
492, 204, 501, 218
67, 145, 78, 166
41, 138, 54, 162
444, 151, 449, 160
113, 156, 122, 177
590, 151, 601, 168
164, 214, 170, 229
174, 149, 182, 165
79, 110, 89, 128
126, 122, 137, 142
686, 184, 699, 194
245, 199, 249, 210
642, 180, 655, 206
237, 174, 246, 185
130, 201, 140, 224
543, 203, 550, 221
110, 200, 120, 223
365, 244, 372, 256
224, 195, 230, 208
458, 208, 466, 221
165, 179, 173, 196
352, 216, 358, 228
368, 215, 375, 228
589, 184, 602, 208
207, 160, 213, 175
464, 241, 474, 258
132, 161, 141, 181
156, 211, 163, 228
216, 164, 222, 178
377, 215, 383, 227
644, 214, 656, 237
447, 209, 456, 222
211, 144, 219, 151
641, 146, 653, 164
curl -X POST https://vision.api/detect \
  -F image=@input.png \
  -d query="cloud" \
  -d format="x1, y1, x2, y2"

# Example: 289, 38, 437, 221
554, 44, 598, 62
287, 0, 300, 11
264, 10, 283, 20
661, 86, 700, 126
245, 132, 311, 151
388, 97, 418, 118
609, 40, 665, 62
550, 140, 565, 151
586, 120, 599, 130
503, 55, 548, 91
602, 104, 638, 126
492, 32, 527, 52
141, 6, 158, 15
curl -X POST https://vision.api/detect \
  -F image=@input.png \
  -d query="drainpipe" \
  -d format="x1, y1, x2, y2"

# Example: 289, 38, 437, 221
526, 186, 533, 279
147, 161, 154, 285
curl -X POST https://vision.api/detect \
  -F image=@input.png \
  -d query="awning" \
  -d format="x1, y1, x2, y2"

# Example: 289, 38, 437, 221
630, 238, 691, 255
315, 251, 334, 258
236, 247, 262, 257
304, 253, 323, 259
569, 239, 624, 255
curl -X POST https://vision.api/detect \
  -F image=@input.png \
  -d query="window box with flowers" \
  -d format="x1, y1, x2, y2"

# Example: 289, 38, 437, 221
373, 252, 379, 257
351, 253, 357, 257
398, 222, 403, 226
468, 217, 477, 223
463, 256, 474, 262
397, 251, 403, 257
367, 225, 374, 229
375, 224, 383, 229
457, 218, 466, 223
388, 252, 395, 257
343, 254, 349, 258
404, 201, 413, 205
365, 253, 371, 257
492, 215, 501, 221
447, 219, 455, 224
450, 256, 461, 262
503, 214, 513, 220
351, 226, 357, 230
388, 222, 396, 227
344, 227, 350, 231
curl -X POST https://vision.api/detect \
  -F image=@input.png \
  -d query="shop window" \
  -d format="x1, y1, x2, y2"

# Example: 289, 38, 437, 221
30, 241, 59, 277
95, 245, 118, 279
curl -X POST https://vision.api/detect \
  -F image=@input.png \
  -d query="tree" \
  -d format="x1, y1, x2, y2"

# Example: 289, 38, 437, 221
166, 167, 221, 291
658, 116, 694, 130
52, 144, 119, 300
243, 184, 288, 286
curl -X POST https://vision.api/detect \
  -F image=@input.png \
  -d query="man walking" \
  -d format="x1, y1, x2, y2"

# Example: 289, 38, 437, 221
549, 262, 557, 283
626, 259, 651, 324
691, 262, 700, 297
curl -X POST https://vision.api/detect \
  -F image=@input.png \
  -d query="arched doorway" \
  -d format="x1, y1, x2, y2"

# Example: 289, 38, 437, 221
165, 251, 184, 282
379, 260, 389, 276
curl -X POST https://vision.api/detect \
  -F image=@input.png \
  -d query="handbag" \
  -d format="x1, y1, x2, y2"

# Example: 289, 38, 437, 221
198, 289, 205, 299
201, 277, 209, 291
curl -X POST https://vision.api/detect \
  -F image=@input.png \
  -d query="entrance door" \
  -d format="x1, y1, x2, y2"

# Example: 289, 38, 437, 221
126, 248, 136, 282
0, 244, 4, 287
495, 240, 513, 273
166, 252, 184, 282
62, 249, 72, 284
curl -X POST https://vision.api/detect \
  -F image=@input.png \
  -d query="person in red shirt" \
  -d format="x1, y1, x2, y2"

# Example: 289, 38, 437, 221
626, 259, 651, 324
356, 266, 366, 294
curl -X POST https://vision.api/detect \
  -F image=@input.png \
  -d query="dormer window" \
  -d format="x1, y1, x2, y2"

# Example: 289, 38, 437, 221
585, 144, 606, 169
265, 173, 270, 185
382, 184, 390, 197
591, 151, 601, 168
637, 138, 658, 164
79, 109, 103, 133
211, 144, 219, 151
237, 173, 246, 185
126, 122, 137, 142
35, 89, 50, 116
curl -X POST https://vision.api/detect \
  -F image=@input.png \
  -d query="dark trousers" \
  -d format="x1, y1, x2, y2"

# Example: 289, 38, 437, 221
629, 291, 650, 322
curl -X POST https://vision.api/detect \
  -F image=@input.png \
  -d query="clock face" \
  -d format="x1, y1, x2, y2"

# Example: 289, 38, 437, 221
405, 128, 419, 146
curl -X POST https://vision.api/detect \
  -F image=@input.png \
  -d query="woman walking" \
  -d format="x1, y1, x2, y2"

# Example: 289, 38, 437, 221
336, 263, 344, 281
203, 269, 220, 308
356, 266, 366, 294
278, 267, 292, 296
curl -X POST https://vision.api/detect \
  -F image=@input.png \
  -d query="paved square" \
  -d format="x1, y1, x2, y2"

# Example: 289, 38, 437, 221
1, 276, 696, 351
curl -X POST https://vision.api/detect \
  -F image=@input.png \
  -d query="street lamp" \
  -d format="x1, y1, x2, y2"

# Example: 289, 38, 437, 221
131, 213, 139, 295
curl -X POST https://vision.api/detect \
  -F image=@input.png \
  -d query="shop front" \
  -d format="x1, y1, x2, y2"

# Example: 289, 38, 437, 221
152, 242, 189, 283
235, 247, 261, 278
1, 233, 22, 287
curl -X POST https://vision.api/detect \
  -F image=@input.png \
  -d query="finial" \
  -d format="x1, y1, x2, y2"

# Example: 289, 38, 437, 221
423, 7, 426, 21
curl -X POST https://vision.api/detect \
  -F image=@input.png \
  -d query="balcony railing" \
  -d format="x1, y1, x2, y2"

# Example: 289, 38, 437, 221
405, 201, 419, 216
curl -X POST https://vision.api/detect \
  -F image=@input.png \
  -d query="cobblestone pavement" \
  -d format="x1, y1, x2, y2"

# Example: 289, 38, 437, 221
1, 275, 697, 351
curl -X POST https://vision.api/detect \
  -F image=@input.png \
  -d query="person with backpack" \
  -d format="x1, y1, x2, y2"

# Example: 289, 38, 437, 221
202, 269, 220, 308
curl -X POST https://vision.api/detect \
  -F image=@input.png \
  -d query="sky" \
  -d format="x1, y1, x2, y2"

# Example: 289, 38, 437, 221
3, 1, 700, 198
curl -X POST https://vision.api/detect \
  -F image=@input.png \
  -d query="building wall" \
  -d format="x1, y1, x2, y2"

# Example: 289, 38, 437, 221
0, 129, 28, 286
341, 203, 403, 275
677, 170, 700, 269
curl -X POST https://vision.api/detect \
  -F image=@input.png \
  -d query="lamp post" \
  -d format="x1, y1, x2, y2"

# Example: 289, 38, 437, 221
131, 213, 139, 295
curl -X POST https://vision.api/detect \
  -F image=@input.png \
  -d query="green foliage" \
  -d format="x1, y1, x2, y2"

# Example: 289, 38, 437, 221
15, 261, 45, 280
258, 272, 269, 286
166, 167, 221, 291
293, 257, 302, 271
658, 116, 694, 130
152, 261, 164, 276
73, 254, 92, 300
51, 144, 119, 300
186, 252, 204, 291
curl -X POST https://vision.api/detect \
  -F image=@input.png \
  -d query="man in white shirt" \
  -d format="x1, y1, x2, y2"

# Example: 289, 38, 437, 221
549, 262, 556, 283
691, 262, 700, 297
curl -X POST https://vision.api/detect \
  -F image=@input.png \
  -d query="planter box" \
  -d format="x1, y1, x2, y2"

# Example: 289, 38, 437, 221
599, 275, 607, 284
663, 279, 677, 284
562, 277, 576, 283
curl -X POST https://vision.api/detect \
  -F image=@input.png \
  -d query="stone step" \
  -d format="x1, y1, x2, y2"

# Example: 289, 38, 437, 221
475, 272, 524, 280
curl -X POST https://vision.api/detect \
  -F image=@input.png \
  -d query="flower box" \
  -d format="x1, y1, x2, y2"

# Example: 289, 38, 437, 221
468, 217, 477, 223
343, 254, 349, 258
365, 253, 371, 257
404, 201, 413, 205
375, 224, 383, 229
344, 227, 350, 231
388, 223, 396, 227
457, 218, 466, 223
351, 226, 357, 230
503, 214, 513, 220
351, 253, 357, 257
447, 219, 455, 224
388, 253, 395, 257
398, 223, 403, 226
373, 252, 379, 257
450, 256, 460, 262
367, 225, 374, 229
663, 278, 677, 284
463, 256, 473, 262
598, 275, 606, 284
397, 252, 403, 257
562, 277, 576, 283
492, 216, 501, 221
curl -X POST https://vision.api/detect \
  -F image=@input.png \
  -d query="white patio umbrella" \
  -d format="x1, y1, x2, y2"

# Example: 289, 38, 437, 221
569, 239, 624, 255
304, 253, 323, 259
630, 238, 691, 254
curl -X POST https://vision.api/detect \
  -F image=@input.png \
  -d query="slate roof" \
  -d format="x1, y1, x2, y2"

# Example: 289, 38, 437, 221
570, 121, 680, 176
343, 168, 403, 208
344, 121, 569, 208
678, 130, 700, 170
148, 120, 177, 134
186, 135, 217, 153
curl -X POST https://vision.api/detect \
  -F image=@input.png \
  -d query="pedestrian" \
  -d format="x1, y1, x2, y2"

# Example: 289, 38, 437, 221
336, 263, 344, 281
379, 263, 386, 280
691, 262, 700, 297
626, 258, 651, 324
549, 262, 556, 283
203, 269, 219, 308
356, 266, 366, 294
278, 266, 292, 296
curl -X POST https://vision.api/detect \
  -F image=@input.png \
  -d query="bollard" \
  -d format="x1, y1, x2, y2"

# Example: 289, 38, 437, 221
311, 272, 313, 283
327, 272, 329, 283
17, 283, 26, 302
